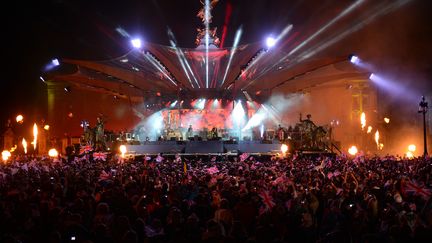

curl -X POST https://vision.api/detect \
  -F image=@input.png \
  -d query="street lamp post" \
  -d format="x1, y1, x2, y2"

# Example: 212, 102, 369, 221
418, 96, 428, 156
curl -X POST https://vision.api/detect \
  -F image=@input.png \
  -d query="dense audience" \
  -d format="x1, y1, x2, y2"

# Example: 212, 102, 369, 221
0, 152, 431, 243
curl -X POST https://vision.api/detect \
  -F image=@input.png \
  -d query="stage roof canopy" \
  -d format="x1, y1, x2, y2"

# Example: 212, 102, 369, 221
49, 40, 368, 103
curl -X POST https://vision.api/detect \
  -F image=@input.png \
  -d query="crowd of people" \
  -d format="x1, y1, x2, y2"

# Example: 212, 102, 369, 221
0, 152, 431, 243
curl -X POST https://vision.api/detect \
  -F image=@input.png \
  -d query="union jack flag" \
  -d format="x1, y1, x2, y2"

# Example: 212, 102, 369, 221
240, 153, 249, 162
258, 190, 275, 213
402, 180, 431, 200
79, 144, 93, 154
98, 170, 111, 182
93, 152, 107, 161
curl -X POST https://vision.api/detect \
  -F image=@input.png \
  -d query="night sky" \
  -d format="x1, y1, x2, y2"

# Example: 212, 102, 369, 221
1, 0, 431, 134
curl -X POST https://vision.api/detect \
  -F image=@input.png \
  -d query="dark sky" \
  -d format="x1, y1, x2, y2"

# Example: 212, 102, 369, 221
1, 0, 431, 132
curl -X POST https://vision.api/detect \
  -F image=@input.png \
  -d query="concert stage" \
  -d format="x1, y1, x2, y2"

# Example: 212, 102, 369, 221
124, 140, 283, 155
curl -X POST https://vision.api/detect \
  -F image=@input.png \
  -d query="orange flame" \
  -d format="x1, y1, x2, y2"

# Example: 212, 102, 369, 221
48, 148, 58, 158
33, 123, 38, 151
374, 130, 380, 149
2, 150, 11, 161
348, 146, 358, 156
119, 145, 127, 158
408, 144, 416, 152
360, 112, 366, 130
22, 138, 27, 154
16, 115, 24, 124
367, 126, 372, 134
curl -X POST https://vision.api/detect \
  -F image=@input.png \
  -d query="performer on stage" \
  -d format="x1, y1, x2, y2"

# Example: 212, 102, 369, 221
210, 126, 218, 140
299, 113, 316, 128
299, 113, 317, 149
277, 124, 285, 142
186, 125, 193, 138
95, 115, 106, 150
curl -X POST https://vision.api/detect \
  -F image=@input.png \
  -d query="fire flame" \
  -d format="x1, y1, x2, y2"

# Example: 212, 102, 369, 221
348, 146, 358, 156
9, 145, 17, 152
22, 138, 27, 154
374, 130, 380, 149
384, 117, 390, 124
16, 115, 24, 124
119, 145, 127, 158
360, 112, 366, 130
406, 144, 416, 159
2, 150, 11, 161
33, 123, 38, 151
281, 144, 288, 154
408, 144, 416, 152
367, 126, 372, 134
406, 151, 414, 159
48, 148, 58, 158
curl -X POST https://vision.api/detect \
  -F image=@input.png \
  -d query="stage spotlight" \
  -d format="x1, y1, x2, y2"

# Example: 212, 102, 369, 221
265, 36, 276, 48
369, 73, 375, 79
349, 55, 360, 64
131, 38, 142, 49
52, 58, 60, 66
64, 87, 71, 92
212, 99, 219, 109
196, 99, 206, 110
232, 101, 246, 126
170, 100, 178, 108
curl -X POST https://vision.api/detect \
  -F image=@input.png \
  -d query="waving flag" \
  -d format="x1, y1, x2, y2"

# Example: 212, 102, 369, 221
259, 190, 275, 213
155, 154, 164, 163
403, 180, 431, 200
21, 164, 29, 171
207, 166, 219, 174
93, 152, 107, 161
240, 153, 249, 162
79, 144, 93, 154
98, 170, 111, 182
175, 153, 182, 163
